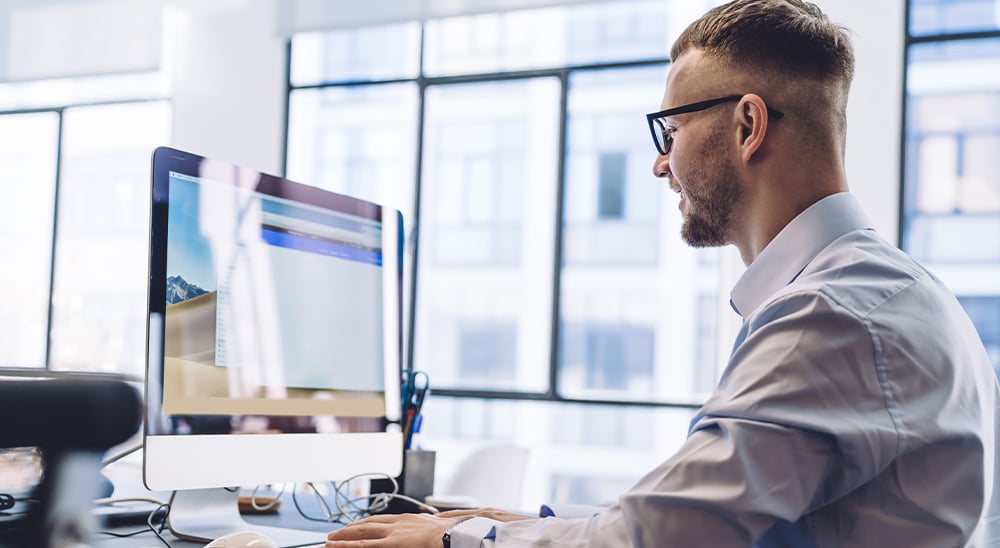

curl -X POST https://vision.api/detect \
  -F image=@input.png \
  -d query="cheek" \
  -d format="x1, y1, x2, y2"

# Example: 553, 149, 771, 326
666, 143, 689, 181
668, 144, 700, 188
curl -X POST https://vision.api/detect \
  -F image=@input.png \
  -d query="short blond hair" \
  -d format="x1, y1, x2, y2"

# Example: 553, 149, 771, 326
673, 0, 855, 151
672, 0, 854, 94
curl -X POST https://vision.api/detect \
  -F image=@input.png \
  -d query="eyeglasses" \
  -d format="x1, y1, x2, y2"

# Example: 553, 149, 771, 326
645, 95, 785, 156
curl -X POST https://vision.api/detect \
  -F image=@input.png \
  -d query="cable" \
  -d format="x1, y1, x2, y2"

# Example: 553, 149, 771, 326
94, 496, 168, 507
284, 473, 440, 525
249, 483, 286, 512
101, 440, 143, 467
94, 499, 172, 545
146, 502, 173, 547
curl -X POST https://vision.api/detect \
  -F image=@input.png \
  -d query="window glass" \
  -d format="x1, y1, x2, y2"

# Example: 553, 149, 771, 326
565, 0, 673, 65
0, 112, 59, 367
287, 83, 420, 364
909, 0, 1000, 36
904, 37, 1000, 373
904, 40, 1000, 265
0, 71, 166, 111
960, 296, 1000, 375
289, 23, 421, 85
48, 101, 171, 375
424, 0, 672, 76
414, 78, 561, 391
559, 66, 725, 402
287, 83, 418, 228
418, 397, 695, 508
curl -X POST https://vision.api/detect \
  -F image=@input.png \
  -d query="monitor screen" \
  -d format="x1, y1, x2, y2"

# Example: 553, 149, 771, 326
143, 146, 403, 543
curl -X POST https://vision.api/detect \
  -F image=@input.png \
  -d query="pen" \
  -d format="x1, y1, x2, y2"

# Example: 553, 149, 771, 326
407, 413, 423, 449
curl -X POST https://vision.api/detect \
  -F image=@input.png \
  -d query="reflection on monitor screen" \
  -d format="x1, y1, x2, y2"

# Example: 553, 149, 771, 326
143, 146, 403, 544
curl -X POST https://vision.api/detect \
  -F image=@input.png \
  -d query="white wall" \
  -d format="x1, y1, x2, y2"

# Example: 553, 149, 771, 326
823, 0, 906, 242
165, 0, 287, 176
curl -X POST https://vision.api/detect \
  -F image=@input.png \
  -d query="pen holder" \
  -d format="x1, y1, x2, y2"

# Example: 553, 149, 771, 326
403, 449, 435, 502
369, 449, 436, 514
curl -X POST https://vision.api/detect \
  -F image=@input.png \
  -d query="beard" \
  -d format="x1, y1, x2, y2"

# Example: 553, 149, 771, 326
679, 129, 744, 248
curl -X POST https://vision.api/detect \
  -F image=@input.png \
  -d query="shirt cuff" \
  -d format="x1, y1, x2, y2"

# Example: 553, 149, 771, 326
450, 516, 499, 548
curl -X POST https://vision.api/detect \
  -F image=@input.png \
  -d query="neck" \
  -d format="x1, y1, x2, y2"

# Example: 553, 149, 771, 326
733, 160, 848, 266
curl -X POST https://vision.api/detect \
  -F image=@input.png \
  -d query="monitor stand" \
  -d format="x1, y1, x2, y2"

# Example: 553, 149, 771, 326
167, 488, 328, 547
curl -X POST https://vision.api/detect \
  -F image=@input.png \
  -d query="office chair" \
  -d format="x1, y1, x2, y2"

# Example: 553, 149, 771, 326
439, 445, 530, 510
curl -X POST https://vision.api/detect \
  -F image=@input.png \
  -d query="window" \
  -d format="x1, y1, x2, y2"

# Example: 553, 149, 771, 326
560, 323, 654, 396
0, 74, 170, 376
909, 0, 1000, 36
904, 2, 1000, 374
597, 152, 627, 219
459, 322, 518, 385
287, 0, 731, 507
959, 296, 1000, 374
419, 397, 695, 507
0, 113, 59, 367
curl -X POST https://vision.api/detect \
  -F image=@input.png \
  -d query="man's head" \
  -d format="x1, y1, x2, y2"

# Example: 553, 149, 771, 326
652, 0, 855, 261
671, 0, 855, 140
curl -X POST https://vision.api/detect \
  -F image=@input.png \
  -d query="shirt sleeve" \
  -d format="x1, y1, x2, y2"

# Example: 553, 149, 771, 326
450, 505, 621, 547
616, 289, 899, 544
466, 290, 899, 546
450, 517, 499, 548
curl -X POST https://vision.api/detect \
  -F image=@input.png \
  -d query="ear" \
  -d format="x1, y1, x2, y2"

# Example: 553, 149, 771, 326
735, 94, 770, 164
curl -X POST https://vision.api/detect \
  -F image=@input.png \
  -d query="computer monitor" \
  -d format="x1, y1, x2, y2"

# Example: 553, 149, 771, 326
143, 146, 403, 545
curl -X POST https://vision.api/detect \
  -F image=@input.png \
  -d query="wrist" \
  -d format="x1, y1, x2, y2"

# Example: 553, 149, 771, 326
442, 516, 474, 548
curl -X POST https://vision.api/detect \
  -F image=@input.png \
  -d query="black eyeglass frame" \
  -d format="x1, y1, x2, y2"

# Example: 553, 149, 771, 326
645, 95, 785, 156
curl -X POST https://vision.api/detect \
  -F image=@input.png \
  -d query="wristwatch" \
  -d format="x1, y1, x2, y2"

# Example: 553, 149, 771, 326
442, 516, 474, 548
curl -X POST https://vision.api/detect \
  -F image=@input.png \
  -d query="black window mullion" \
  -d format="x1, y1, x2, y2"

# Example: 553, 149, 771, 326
908, 28, 1000, 45
899, 0, 913, 248
280, 39, 293, 177
548, 69, 571, 399
44, 109, 65, 370
406, 23, 429, 373
283, 26, 701, 408
429, 387, 702, 410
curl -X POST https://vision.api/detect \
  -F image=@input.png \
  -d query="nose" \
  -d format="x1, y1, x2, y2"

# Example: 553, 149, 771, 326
652, 153, 671, 179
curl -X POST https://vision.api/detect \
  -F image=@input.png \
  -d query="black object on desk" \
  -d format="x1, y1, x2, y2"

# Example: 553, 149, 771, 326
369, 449, 436, 515
0, 378, 142, 548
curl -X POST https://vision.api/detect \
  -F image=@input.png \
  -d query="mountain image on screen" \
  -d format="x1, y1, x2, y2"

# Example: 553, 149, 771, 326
166, 275, 208, 305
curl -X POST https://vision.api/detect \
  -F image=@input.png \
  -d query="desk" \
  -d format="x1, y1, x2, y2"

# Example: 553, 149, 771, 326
91, 492, 339, 547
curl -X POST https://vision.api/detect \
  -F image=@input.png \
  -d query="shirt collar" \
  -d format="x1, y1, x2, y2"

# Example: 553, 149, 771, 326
729, 192, 874, 317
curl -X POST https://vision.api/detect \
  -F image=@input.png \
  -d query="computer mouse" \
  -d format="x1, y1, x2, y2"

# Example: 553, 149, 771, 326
203, 531, 280, 548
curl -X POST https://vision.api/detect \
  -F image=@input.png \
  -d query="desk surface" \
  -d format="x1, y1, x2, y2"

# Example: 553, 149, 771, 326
91, 494, 339, 547
88, 455, 349, 547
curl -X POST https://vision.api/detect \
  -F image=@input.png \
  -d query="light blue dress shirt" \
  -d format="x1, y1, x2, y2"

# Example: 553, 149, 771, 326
455, 192, 1000, 547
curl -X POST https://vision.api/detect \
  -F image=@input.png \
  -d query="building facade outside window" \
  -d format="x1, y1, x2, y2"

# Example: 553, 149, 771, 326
0, 73, 170, 377
904, 0, 1000, 374
287, 0, 731, 507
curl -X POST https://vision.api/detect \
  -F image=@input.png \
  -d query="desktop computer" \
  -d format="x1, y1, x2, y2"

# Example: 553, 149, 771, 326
143, 146, 404, 545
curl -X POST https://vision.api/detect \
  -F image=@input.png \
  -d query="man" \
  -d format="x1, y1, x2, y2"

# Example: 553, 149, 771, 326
328, 1, 1000, 546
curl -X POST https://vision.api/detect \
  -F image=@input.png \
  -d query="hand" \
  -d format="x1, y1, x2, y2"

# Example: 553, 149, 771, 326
326, 513, 452, 548
438, 507, 536, 523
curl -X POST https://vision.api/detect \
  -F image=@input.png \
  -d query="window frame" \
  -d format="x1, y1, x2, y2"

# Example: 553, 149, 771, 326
285, 21, 704, 411
901, 1, 1000, 372
0, 95, 169, 380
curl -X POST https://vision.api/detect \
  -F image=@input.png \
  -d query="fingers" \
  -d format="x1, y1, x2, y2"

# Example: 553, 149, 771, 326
438, 507, 534, 522
437, 508, 481, 518
326, 540, 370, 548
329, 521, 388, 541
326, 513, 451, 548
